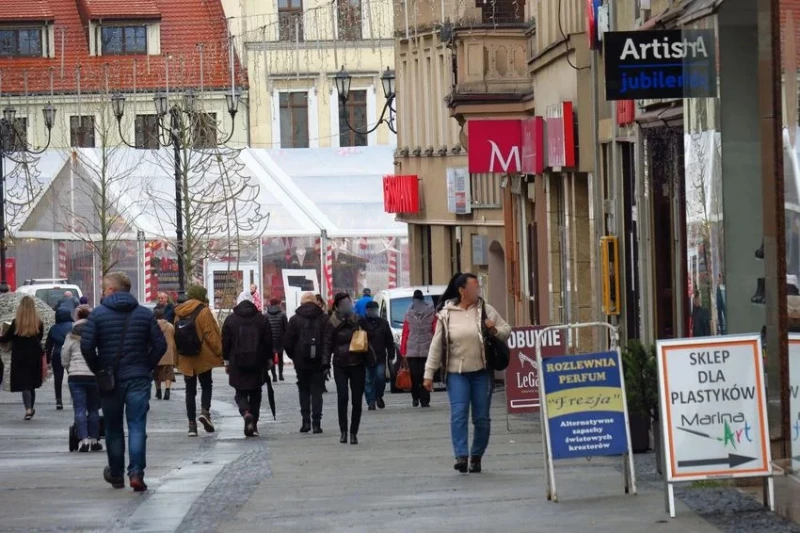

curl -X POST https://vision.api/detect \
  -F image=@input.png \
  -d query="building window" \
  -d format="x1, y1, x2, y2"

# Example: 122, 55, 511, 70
192, 113, 217, 149
480, 0, 526, 24
278, 0, 304, 41
279, 92, 309, 148
339, 90, 367, 147
1, 118, 27, 152
0, 29, 42, 57
70, 116, 96, 148
101, 26, 147, 55
135, 114, 159, 149
337, 0, 362, 40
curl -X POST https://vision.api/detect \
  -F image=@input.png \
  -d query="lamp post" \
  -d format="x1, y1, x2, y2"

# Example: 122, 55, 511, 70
112, 89, 239, 299
335, 66, 397, 134
0, 103, 57, 293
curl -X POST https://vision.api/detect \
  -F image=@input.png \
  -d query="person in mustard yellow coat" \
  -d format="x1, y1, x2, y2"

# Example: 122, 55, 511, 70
174, 285, 223, 437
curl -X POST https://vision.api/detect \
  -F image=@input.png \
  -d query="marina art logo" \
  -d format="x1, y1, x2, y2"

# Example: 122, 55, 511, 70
677, 412, 753, 449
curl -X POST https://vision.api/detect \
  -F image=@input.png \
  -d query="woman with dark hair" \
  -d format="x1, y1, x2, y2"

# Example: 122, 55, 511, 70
323, 292, 371, 445
437, 272, 463, 312
424, 273, 510, 474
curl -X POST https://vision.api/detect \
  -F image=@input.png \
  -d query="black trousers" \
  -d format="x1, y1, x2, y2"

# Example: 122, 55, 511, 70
334, 365, 366, 435
271, 351, 285, 379
52, 357, 64, 402
296, 368, 325, 423
235, 388, 263, 422
407, 357, 430, 405
184, 370, 213, 421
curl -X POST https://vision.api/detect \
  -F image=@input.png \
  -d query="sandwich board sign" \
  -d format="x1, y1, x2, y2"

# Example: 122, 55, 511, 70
656, 335, 773, 517
505, 326, 566, 414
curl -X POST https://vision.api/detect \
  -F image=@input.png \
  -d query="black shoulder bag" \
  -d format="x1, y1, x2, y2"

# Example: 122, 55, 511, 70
481, 302, 509, 371
96, 312, 133, 396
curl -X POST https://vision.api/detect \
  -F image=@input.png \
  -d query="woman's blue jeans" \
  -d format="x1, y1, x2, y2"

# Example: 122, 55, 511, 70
446, 370, 493, 458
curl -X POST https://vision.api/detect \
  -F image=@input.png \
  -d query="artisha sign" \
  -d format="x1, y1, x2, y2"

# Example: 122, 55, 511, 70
604, 30, 717, 101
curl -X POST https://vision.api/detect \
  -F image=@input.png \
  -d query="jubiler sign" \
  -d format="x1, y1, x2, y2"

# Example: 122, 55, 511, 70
604, 30, 717, 101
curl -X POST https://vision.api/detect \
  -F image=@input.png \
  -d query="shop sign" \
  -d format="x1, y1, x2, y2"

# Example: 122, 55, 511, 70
586, 0, 601, 50
468, 120, 523, 173
446, 167, 472, 215
604, 30, 717, 101
546, 102, 576, 169
542, 350, 630, 459
4, 259, 15, 292
471, 235, 488, 266
521, 116, 545, 175
505, 326, 566, 414
656, 336, 770, 482
383, 175, 419, 214
616, 100, 635, 125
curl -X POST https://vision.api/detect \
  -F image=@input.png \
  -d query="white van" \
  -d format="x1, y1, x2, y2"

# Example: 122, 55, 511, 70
372, 285, 446, 392
17, 279, 84, 309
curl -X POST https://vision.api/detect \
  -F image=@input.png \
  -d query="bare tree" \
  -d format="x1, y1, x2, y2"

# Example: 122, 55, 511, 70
4, 150, 45, 237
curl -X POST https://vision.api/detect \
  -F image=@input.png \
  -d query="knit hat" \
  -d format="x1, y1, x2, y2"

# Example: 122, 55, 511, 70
186, 285, 209, 304
79, 296, 89, 305
413, 289, 424, 301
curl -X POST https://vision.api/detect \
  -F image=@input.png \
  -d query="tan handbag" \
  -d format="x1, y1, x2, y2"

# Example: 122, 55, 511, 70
349, 328, 369, 353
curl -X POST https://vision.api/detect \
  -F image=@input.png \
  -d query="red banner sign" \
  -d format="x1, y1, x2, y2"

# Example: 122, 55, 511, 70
4, 259, 16, 292
467, 120, 523, 173
521, 116, 545, 174
616, 100, 635, 125
545, 102, 576, 169
505, 325, 566, 414
383, 175, 420, 213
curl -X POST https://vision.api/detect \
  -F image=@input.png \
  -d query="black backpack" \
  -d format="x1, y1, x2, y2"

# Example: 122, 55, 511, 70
298, 317, 320, 361
234, 320, 263, 371
174, 305, 205, 356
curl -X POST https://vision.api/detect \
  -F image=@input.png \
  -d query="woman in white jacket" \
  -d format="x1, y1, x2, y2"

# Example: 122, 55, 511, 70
61, 306, 103, 453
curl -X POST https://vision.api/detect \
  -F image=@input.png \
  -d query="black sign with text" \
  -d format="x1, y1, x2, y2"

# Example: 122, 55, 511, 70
604, 30, 717, 101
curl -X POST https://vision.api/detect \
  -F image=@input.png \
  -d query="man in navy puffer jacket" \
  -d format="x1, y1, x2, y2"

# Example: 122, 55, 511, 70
81, 272, 166, 492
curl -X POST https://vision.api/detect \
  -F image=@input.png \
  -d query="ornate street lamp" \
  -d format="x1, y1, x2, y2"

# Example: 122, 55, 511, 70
335, 66, 396, 134
0, 102, 57, 293
111, 89, 239, 298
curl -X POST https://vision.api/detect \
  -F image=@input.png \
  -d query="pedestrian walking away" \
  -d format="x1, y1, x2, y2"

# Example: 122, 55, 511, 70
174, 284, 223, 437
285, 292, 330, 434
153, 309, 177, 400
239, 284, 263, 312
45, 306, 73, 410
54, 290, 80, 316
424, 273, 510, 474
223, 292, 274, 437
399, 289, 436, 408
154, 292, 175, 324
353, 288, 373, 318
362, 301, 394, 411
0, 296, 45, 420
265, 297, 288, 382
81, 272, 167, 492
61, 306, 102, 453
324, 292, 374, 445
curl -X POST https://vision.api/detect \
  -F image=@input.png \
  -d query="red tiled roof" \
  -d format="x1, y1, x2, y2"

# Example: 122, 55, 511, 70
0, 0, 247, 96
79, 0, 162, 20
0, 0, 55, 22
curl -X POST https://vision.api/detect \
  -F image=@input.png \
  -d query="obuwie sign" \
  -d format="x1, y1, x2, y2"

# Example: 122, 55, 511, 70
604, 30, 717, 101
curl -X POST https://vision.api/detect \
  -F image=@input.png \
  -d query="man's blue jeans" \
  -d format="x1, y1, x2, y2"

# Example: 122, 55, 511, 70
101, 377, 151, 479
68, 381, 101, 440
364, 363, 386, 405
446, 370, 493, 458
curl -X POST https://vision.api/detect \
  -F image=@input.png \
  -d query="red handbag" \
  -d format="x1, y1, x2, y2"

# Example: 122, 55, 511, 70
395, 357, 412, 391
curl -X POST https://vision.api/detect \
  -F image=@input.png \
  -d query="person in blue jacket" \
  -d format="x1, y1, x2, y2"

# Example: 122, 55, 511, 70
45, 307, 74, 410
81, 272, 166, 493
353, 288, 373, 318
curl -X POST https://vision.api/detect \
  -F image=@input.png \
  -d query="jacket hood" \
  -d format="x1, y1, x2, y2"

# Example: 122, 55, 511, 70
295, 302, 323, 319
175, 299, 205, 318
55, 307, 73, 323
71, 318, 88, 336
101, 291, 140, 313
267, 305, 282, 315
329, 311, 359, 329
234, 300, 259, 318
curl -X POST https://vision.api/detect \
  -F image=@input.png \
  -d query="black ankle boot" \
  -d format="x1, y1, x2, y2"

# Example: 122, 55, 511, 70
756, 240, 764, 259
340, 431, 348, 444
350, 434, 358, 445
313, 422, 323, 434
300, 420, 311, 433
454, 457, 468, 473
469, 456, 482, 473
751, 277, 766, 305
155, 389, 162, 400
164, 389, 170, 401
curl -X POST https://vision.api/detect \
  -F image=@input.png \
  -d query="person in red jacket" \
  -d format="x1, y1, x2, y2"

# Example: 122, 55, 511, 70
399, 290, 437, 407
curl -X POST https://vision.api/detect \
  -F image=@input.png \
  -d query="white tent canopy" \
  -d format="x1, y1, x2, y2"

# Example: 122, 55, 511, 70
12, 145, 405, 241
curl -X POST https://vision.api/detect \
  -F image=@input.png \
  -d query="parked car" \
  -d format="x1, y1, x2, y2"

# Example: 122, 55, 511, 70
372, 285, 446, 393
16, 279, 83, 309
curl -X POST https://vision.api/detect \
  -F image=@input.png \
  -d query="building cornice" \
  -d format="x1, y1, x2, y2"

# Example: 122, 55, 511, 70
246, 39, 394, 52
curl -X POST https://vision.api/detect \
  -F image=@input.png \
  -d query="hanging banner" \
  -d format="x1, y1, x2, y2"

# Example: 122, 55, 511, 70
505, 326, 565, 414
446, 167, 472, 215
541, 351, 630, 459
656, 336, 770, 482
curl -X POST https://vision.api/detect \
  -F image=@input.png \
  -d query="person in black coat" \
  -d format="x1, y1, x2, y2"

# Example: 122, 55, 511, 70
45, 307, 73, 410
222, 293, 273, 438
362, 301, 394, 411
0, 296, 44, 420
284, 292, 330, 434
323, 292, 373, 445
265, 298, 288, 382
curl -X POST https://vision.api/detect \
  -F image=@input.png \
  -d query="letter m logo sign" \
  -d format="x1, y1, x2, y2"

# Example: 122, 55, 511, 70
468, 120, 522, 173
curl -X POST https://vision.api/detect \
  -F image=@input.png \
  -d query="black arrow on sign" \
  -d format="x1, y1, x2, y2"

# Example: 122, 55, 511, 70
677, 454, 757, 469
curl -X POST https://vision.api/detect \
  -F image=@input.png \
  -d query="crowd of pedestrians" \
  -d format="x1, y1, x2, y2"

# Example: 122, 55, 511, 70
0, 271, 510, 491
